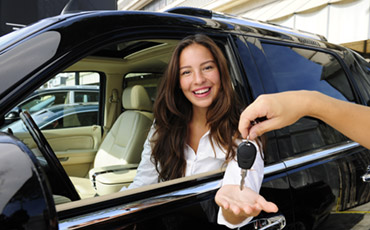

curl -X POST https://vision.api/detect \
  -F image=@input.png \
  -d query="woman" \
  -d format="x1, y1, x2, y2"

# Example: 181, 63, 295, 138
128, 34, 277, 228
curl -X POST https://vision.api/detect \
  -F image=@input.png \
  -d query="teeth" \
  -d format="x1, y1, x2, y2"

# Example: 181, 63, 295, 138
194, 88, 210, 94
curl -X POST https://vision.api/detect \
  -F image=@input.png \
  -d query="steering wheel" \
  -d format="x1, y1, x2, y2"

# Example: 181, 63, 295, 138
20, 111, 80, 201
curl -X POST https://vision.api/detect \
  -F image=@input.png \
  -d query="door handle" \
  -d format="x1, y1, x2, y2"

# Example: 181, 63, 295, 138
250, 214, 286, 230
362, 165, 370, 182
58, 157, 69, 162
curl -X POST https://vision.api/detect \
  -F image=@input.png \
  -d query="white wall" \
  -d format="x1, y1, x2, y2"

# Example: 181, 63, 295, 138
241, 0, 370, 44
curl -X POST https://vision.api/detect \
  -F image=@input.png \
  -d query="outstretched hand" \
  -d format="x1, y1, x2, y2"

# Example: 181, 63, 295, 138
215, 184, 278, 225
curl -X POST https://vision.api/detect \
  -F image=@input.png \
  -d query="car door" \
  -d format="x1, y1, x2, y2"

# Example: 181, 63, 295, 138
247, 36, 370, 229
230, 35, 294, 229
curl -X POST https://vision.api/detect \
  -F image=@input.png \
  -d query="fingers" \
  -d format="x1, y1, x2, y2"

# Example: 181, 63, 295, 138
248, 118, 280, 140
264, 201, 279, 213
216, 198, 230, 210
216, 184, 279, 223
215, 192, 228, 209
239, 107, 264, 139
239, 95, 272, 139
255, 195, 279, 213
238, 112, 253, 139
230, 204, 242, 215
241, 204, 259, 217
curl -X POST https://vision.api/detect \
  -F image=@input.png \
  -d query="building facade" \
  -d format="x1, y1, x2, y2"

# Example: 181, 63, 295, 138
118, 0, 370, 59
0, 0, 69, 36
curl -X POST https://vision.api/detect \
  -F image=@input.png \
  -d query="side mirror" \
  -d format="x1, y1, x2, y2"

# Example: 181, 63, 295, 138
4, 107, 21, 124
6, 111, 19, 119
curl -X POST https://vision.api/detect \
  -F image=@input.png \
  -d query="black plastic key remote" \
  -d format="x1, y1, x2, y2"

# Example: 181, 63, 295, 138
237, 140, 257, 190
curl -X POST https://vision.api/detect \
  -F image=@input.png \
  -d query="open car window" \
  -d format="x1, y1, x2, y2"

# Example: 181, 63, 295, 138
4, 36, 238, 216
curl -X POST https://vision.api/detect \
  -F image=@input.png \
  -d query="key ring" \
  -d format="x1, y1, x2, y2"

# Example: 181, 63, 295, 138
242, 135, 252, 146
242, 119, 258, 143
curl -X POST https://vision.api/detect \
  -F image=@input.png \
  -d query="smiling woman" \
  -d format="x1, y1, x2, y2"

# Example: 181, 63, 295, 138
124, 34, 272, 228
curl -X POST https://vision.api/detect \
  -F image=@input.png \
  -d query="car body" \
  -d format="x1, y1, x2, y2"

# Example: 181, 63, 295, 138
4, 85, 99, 124
0, 6, 370, 230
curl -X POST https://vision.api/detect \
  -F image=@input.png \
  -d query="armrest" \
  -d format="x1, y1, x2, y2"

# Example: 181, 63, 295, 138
89, 164, 138, 190
90, 164, 138, 175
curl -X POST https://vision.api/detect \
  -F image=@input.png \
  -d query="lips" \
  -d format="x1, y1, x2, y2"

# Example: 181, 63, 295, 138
193, 87, 211, 95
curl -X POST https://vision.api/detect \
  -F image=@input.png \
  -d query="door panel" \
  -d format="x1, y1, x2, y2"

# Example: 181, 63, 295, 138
14, 126, 102, 177
45, 126, 101, 150
45, 125, 102, 177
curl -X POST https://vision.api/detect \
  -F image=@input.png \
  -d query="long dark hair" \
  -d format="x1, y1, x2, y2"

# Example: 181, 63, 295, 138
151, 34, 242, 181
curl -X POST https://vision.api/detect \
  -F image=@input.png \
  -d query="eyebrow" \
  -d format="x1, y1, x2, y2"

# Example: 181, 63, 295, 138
179, 60, 215, 70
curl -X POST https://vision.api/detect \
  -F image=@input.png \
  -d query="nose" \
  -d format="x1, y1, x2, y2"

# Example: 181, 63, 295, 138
193, 70, 206, 84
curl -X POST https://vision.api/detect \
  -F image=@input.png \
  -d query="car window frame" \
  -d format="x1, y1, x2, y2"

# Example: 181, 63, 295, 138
44, 30, 263, 226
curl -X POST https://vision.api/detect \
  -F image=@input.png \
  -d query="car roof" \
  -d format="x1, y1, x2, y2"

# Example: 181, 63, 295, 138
0, 7, 328, 53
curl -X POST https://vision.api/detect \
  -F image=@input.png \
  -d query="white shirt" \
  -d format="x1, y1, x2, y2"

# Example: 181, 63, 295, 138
127, 126, 264, 228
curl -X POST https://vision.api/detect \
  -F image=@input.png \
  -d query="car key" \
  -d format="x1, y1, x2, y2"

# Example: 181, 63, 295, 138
237, 138, 257, 190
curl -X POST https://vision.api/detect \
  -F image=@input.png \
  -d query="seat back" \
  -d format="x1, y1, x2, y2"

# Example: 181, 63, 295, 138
93, 85, 153, 168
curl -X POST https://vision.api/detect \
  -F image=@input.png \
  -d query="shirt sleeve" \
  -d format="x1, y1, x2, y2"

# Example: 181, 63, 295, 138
217, 140, 264, 229
122, 125, 159, 190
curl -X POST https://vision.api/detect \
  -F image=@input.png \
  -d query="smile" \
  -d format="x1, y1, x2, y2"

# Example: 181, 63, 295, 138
193, 87, 210, 95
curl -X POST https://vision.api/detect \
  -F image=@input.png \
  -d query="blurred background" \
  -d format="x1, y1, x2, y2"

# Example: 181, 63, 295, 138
0, 0, 369, 60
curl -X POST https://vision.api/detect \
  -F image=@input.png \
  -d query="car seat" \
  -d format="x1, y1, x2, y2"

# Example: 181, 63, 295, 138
70, 85, 154, 198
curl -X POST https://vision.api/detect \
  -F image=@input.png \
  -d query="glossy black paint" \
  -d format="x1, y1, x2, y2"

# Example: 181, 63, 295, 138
0, 133, 57, 229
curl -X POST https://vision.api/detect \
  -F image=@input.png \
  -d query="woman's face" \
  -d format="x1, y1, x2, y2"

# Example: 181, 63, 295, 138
179, 43, 221, 111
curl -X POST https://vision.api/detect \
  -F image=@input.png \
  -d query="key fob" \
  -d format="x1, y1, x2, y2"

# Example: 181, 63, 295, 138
237, 141, 257, 170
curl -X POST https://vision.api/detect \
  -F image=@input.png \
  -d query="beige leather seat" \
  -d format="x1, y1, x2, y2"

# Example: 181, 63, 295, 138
70, 85, 154, 199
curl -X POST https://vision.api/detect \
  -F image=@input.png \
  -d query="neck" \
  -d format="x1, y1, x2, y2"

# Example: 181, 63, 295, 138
187, 107, 209, 152
191, 106, 208, 127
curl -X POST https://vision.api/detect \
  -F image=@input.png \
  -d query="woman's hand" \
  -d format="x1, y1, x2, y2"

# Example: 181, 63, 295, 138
215, 184, 278, 224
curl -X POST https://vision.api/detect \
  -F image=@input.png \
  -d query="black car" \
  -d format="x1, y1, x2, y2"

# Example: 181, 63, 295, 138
1, 6, 370, 230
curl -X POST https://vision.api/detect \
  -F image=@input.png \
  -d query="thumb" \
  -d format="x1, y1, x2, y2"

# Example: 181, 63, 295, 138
249, 118, 275, 139
256, 196, 278, 213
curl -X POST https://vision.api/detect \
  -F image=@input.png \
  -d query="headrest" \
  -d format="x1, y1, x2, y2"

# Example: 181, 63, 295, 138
122, 85, 152, 111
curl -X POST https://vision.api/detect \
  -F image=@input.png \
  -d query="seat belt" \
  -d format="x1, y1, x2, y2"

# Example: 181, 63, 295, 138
103, 88, 120, 140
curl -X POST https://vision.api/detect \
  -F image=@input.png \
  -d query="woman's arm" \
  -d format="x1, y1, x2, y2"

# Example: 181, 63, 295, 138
216, 185, 278, 225
239, 90, 370, 149
215, 141, 278, 227
125, 126, 159, 190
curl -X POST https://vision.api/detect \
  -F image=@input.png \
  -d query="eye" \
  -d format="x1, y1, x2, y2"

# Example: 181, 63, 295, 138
203, 65, 214, 71
180, 70, 191, 76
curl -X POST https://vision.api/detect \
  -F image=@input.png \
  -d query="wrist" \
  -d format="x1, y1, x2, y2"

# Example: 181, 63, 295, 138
294, 90, 316, 118
303, 90, 327, 120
